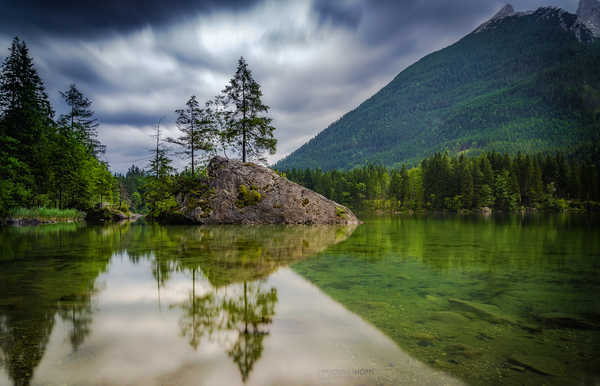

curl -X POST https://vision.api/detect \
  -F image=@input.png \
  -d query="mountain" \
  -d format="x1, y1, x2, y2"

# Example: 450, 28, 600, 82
578, 0, 600, 36
276, 1, 600, 171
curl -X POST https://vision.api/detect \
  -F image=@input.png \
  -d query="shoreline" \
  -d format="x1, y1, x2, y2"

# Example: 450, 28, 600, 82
355, 207, 600, 219
1, 217, 83, 227
1, 213, 145, 227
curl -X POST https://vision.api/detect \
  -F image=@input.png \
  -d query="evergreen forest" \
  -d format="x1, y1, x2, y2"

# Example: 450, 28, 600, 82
282, 150, 600, 213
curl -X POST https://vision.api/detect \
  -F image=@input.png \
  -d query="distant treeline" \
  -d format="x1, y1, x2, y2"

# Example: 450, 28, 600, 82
282, 151, 600, 212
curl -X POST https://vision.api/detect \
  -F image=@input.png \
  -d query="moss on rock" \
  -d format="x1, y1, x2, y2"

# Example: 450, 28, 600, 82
236, 184, 262, 208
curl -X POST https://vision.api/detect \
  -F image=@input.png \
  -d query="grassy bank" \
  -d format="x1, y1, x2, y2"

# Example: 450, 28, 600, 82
6, 207, 86, 223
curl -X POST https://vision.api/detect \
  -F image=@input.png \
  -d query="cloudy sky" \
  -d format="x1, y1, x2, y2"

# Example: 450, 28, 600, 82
0, 0, 578, 172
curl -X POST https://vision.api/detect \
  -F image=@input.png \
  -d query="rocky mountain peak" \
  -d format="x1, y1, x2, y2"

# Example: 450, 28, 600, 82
474, 4, 515, 33
577, 0, 600, 37
493, 4, 515, 20
474, 2, 597, 41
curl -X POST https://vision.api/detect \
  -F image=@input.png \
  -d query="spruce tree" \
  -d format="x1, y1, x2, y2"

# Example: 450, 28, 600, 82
150, 118, 173, 178
168, 96, 215, 174
0, 37, 54, 206
146, 119, 175, 218
0, 37, 53, 137
58, 84, 104, 157
399, 164, 409, 206
222, 57, 276, 163
389, 170, 402, 202
206, 94, 231, 158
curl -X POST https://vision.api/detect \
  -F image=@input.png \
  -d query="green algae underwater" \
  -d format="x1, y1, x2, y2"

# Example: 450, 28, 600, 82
0, 215, 598, 385
292, 214, 600, 385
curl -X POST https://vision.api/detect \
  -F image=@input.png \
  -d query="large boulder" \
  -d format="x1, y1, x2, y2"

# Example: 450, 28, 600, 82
177, 156, 360, 225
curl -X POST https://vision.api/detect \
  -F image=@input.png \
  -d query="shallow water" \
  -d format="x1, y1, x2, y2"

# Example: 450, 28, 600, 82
294, 214, 600, 385
0, 215, 598, 385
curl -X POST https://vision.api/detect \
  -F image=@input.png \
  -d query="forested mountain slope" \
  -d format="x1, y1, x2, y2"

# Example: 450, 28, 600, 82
276, 3, 600, 171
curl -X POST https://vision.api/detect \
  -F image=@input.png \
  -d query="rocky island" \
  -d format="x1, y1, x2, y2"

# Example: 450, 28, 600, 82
173, 156, 360, 225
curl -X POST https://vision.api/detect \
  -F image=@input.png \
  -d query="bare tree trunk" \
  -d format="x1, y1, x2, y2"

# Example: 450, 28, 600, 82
242, 81, 247, 162
191, 112, 195, 174
191, 142, 195, 174
242, 128, 246, 163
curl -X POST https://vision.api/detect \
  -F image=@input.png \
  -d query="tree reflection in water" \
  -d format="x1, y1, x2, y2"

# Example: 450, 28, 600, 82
224, 281, 277, 382
0, 222, 355, 385
173, 266, 278, 382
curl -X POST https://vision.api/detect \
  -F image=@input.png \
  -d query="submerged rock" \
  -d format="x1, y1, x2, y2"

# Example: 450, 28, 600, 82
448, 298, 513, 324
448, 298, 541, 332
429, 311, 470, 324
445, 343, 483, 359
177, 156, 360, 225
412, 332, 437, 344
508, 353, 565, 376
537, 312, 599, 329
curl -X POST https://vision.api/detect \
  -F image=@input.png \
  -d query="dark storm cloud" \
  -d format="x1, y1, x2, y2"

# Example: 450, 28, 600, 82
0, 0, 261, 38
50, 57, 107, 89
311, 0, 577, 44
0, 0, 581, 171
312, 1, 362, 28
312, 0, 495, 44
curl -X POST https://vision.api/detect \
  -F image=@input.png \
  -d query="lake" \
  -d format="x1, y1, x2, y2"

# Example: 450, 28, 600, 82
0, 215, 598, 385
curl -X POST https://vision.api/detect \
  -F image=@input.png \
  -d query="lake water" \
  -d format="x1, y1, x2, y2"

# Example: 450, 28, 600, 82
0, 216, 598, 385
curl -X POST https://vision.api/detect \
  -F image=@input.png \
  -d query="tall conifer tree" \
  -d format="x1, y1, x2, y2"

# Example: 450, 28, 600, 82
0, 37, 53, 138
58, 84, 104, 157
222, 57, 276, 163
150, 118, 173, 178
168, 96, 215, 174
0, 37, 54, 205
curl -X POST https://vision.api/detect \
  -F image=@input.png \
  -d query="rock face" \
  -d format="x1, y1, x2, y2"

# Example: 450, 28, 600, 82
474, 4, 516, 33
475, 2, 599, 41
577, 0, 600, 37
493, 4, 516, 19
178, 156, 360, 225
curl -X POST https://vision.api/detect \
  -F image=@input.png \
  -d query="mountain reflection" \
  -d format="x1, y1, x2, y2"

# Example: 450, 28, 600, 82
0, 222, 356, 385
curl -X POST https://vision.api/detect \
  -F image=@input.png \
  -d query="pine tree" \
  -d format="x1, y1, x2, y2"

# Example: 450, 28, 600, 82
389, 170, 402, 202
206, 94, 231, 158
456, 154, 474, 208
168, 96, 215, 174
0, 37, 53, 137
0, 37, 54, 206
143, 120, 177, 218
48, 129, 89, 209
146, 119, 176, 219
58, 84, 104, 157
222, 57, 276, 163
399, 164, 409, 206
150, 118, 173, 178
